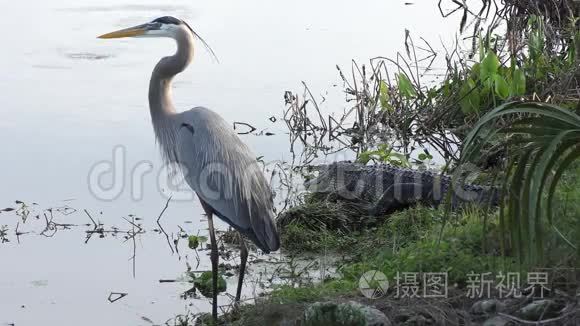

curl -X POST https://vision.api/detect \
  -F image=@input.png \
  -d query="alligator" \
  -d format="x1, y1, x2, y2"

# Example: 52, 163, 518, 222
304, 162, 499, 215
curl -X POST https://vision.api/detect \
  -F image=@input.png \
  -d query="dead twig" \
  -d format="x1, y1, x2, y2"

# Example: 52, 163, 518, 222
156, 197, 174, 254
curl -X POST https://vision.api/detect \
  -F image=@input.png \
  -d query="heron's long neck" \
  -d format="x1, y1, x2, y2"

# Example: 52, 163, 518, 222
149, 31, 194, 119
149, 30, 194, 162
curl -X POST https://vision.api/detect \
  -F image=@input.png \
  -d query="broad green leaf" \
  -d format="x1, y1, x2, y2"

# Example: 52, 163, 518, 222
459, 79, 481, 114
397, 73, 417, 99
480, 51, 500, 82
494, 75, 509, 99
470, 63, 481, 79
479, 83, 492, 102
379, 80, 392, 111
511, 69, 526, 96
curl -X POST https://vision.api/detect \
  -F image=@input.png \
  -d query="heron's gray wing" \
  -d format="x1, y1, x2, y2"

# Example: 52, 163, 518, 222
175, 107, 279, 252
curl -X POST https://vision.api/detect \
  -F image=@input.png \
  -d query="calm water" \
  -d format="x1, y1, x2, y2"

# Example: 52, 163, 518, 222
0, 0, 461, 324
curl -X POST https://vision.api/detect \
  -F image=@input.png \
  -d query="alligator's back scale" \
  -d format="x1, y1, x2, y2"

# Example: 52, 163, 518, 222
306, 162, 499, 215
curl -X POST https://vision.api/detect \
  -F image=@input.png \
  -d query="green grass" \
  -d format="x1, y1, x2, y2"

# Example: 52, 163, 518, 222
270, 279, 357, 304
278, 193, 580, 289
223, 169, 580, 324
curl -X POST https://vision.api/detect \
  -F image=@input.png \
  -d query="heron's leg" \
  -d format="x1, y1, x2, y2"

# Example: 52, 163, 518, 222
206, 212, 219, 322
235, 232, 248, 303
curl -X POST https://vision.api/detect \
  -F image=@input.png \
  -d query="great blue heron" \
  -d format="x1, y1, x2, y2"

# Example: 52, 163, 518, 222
98, 16, 280, 321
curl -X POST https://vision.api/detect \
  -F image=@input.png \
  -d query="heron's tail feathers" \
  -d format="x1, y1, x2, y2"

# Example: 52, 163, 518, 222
258, 212, 280, 253
252, 213, 280, 254
248, 200, 280, 254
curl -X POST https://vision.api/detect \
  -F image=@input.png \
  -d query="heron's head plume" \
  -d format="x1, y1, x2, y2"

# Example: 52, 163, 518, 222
97, 16, 218, 61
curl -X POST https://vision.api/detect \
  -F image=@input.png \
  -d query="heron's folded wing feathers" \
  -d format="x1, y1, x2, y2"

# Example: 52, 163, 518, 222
175, 107, 279, 252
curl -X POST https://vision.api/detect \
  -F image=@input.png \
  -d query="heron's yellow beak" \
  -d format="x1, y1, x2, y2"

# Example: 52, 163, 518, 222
98, 24, 148, 39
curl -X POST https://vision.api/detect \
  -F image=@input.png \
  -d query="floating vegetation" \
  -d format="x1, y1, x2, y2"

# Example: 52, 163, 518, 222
188, 271, 227, 298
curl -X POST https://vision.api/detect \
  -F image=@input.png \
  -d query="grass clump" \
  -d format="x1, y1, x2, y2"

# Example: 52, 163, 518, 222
280, 223, 360, 253
277, 193, 380, 253
303, 302, 366, 326
216, 280, 358, 326
339, 207, 516, 286
278, 195, 515, 287
269, 279, 357, 304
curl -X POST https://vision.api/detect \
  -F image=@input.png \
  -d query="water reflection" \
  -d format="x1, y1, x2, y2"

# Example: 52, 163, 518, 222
66, 52, 114, 60
0, 199, 336, 323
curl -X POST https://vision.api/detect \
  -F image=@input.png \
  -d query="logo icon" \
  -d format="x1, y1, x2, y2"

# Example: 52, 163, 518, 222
359, 270, 389, 299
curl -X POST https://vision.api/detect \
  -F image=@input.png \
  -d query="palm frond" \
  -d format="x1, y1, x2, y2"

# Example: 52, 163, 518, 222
461, 102, 580, 264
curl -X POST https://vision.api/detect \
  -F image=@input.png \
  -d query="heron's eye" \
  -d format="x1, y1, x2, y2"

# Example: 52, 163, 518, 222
149, 22, 163, 30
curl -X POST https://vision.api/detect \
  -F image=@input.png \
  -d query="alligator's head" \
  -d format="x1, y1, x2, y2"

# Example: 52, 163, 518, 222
304, 163, 338, 193
304, 161, 367, 195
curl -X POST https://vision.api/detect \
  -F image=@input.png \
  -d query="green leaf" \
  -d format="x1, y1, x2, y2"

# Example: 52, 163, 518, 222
480, 51, 500, 82
388, 153, 411, 168
192, 271, 227, 297
511, 69, 526, 96
397, 73, 417, 99
494, 75, 509, 99
459, 79, 481, 114
480, 82, 492, 100
478, 35, 486, 62
357, 152, 372, 164
530, 30, 545, 60
188, 235, 200, 250
546, 147, 580, 224
470, 63, 481, 79
378, 143, 391, 153
379, 81, 392, 111
461, 101, 580, 265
